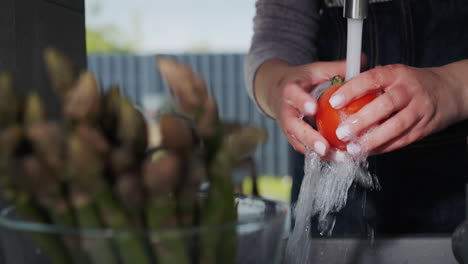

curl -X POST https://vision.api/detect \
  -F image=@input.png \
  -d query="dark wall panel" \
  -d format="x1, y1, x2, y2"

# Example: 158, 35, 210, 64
0, 1, 85, 263
0, 1, 16, 70
46, 0, 84, 12
0, 0, 86, 116
35, 0, 86, 116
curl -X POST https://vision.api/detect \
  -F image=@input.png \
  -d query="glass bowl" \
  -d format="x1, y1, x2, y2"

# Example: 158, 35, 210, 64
0, 195, 288, 264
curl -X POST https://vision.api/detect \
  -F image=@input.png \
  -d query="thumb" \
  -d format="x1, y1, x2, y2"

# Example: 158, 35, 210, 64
360, 53, 368, 70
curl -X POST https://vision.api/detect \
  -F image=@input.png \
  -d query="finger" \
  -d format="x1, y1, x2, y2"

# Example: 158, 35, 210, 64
336, 85, 411, 141
349, 107, 422, 156
286, 133, 307, 154
324, 148, 350, 163
308, 60, 347, 83
283, 83, 318, 116
329, 64, 402, 109
370, 135, 411, 155
281, 105, 330, 156
370, 126, 422, 155
360, 53, 369, 71
303, 55, 367, 87
310, 55, 368, 101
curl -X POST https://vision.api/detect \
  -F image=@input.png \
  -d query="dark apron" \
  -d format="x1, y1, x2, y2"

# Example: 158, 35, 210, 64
291, 0, 468, 235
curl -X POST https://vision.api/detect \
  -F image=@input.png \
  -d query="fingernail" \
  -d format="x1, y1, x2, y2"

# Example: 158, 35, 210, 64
331, 150, 347, 162
347, 143, 362, 156
304, 101, 317, 115
314, 141, 326, 156
336, 125, 352, 141
329, 93, 345, 109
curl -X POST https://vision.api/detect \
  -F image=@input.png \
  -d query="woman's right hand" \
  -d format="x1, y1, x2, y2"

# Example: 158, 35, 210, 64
253, 59, 351, 159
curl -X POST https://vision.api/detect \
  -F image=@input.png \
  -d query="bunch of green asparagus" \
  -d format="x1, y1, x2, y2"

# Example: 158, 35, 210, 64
0, 48, 267, 264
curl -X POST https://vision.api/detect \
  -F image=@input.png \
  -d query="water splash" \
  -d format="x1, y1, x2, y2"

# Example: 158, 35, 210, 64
286, 18, 374, 263
285, 149, 378, 263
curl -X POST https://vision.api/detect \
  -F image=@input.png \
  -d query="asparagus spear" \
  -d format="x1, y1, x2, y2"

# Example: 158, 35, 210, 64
25, 122, 65, 171
23, 92, 65, 170
143, 150, 181, 193
75, 123, 111, 154
68, 184, 118, 264
199, 147, 236, 264
157, 62, 221, 256
0, 86, 24, 199
100, 86, 122, 144
66, 132, 152, 264
13, 192, 72, 264
117, 96, 148, 159
24, 92, 46, 127
109, 146, 138, 176
200, 126, 267, 264
159, 113, 195, 154
157, 58, 223, 163
0, 72, 21, 128
0, 91, 81, 264
64, 71, 101, 125
101, 86, 148, 156
0, 124, 22, 203
158, 112, 203, 258
110, 96, 148, 226
0, 138, 71, 264
24, 96, 84, 258
62, 69, 150, 263
223, 126, 268, 159
44, 47, 78, 100
0, 125, 23, 167
114, 171, 145, 226
221, 121, 244, 136
161, 117, 204, 261
109, 91, 153, 228
64, 132, 123, 264
143, 149, 190, 264
76, 124, 144, 227
176, 155, 205, 228
20, 155, 72, 227
102, 87, 148, 171
157, 58, 208, 118
64, 71, 148, 252
19, 154, 91, 264
22, 94, 93, 263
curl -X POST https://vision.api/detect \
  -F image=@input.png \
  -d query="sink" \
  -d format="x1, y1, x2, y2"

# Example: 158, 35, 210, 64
283, 236, 458, 264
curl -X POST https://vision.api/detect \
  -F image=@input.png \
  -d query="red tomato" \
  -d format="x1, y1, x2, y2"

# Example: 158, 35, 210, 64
315, 75, 377, 150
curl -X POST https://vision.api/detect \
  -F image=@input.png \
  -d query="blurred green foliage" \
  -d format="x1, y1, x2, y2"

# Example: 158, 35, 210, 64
243, 175, 292, 202
85, 1, 140, 54
86, 29, 135, 54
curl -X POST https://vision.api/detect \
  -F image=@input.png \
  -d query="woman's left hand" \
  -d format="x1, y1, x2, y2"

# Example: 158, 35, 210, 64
329, 63, 467, 156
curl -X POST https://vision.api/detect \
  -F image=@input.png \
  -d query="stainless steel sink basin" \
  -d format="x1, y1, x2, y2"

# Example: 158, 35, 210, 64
285, 236, 458, 264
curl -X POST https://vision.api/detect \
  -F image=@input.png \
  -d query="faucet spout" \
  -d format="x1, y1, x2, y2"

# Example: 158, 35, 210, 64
344, 0, 368, 19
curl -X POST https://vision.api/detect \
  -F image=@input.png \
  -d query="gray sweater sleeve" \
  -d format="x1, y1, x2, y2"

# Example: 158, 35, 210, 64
244, 0, 321, 109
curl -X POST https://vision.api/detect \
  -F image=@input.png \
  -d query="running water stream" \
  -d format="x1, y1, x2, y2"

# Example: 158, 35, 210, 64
286, 18, 379, 263
346, 18, 364, 80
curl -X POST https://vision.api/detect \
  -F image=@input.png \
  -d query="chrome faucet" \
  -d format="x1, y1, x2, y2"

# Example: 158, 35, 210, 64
343, 0, 368, 19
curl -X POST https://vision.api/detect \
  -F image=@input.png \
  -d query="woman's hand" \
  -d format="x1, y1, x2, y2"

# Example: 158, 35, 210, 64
254, 59, 352, 159
330, 63, 468, 155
